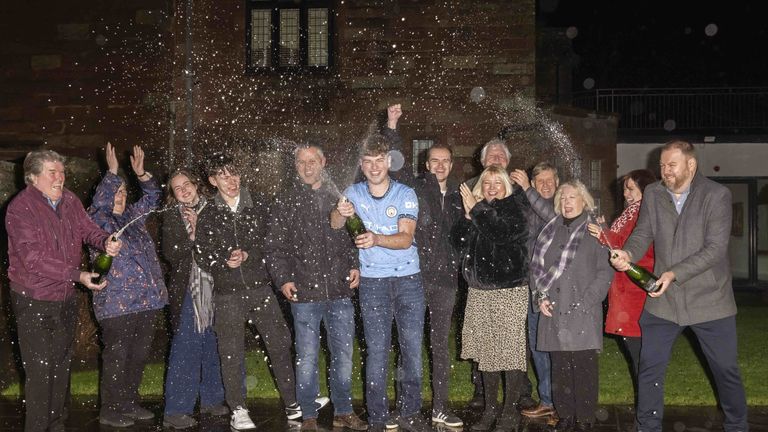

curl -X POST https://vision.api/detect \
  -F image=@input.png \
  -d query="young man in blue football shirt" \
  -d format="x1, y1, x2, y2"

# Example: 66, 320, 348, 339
331, 135, 428, 432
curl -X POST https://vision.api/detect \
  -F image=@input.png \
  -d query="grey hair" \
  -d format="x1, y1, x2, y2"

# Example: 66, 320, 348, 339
553, 180, 596, 215
294, 144, 325, 159
480, 138, 511, 166
23, 150, 66, 185
531, 161, 559, 183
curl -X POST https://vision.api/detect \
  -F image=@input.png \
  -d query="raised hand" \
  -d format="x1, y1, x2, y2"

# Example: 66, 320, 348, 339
459, 183, 477, 218
509, 169, 531, 190
130, 145, 145, 177
387, 103, 402, 129
106, 142, 119, 175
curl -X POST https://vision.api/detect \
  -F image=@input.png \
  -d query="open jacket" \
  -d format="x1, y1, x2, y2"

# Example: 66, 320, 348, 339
194, 189, 271, 294
451, 189, 530, 290
413, 173, 463, 290
623, 173, 736, 326
265, 180, 359, 303
7, 185, 109, 301
88, 173, 167, 321
534, 213, 613, 351
162, 199, 209, 329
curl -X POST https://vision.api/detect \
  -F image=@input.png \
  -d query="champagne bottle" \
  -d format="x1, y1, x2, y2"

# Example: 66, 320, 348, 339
625, 262, 660, 293
92, 237, 116, 284
345, 212, 367, 238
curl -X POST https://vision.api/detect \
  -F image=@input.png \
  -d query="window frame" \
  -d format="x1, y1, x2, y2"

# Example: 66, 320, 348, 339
245, 0, 334, 75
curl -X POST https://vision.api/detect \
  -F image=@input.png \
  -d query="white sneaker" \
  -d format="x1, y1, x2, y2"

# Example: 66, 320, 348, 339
230, 406, 256, 430
285, 397, 331, 420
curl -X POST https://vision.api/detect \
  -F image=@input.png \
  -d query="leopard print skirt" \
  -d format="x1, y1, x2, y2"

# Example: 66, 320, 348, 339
461, 285, 528, 372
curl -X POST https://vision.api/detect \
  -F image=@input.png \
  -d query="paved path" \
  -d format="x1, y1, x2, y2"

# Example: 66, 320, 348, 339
0, 398, 766, 431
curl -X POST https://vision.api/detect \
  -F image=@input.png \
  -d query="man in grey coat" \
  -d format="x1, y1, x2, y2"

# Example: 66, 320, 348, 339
611, 140, 747, 432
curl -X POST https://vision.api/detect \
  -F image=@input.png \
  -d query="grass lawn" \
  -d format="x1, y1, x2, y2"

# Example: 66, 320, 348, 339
2, 304, 766, 405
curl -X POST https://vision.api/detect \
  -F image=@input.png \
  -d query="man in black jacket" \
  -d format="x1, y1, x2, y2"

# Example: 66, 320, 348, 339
265, 144, 367, 432
195, 154, 302, 431
412, 144, 465, 427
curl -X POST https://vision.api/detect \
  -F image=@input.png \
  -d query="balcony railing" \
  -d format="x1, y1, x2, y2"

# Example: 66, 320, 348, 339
571, 87, 768, 131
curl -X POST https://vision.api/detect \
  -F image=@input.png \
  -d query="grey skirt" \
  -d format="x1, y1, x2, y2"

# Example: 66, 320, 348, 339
461, 286, 528, 372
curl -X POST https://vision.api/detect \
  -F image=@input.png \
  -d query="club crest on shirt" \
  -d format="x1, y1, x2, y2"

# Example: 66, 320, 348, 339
386, 206, 397, 218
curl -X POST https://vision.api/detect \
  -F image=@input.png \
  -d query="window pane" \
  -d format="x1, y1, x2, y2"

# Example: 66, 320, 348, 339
250, 9, 271, 67
590, 159, 601, 190
412, 139, 434, 176
308, 8, 329, 67
279, 9, 299, 67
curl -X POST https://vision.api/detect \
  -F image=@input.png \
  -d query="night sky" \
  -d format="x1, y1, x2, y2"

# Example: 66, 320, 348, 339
538, 0, 768, 90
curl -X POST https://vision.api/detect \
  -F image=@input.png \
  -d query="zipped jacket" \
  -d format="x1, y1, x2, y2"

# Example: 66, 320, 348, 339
265, 180, 359, 302
194, 189, 271, 293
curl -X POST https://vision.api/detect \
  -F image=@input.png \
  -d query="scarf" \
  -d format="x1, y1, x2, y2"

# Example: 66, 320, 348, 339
184, 197, 215, 333
530, 214, 588, 302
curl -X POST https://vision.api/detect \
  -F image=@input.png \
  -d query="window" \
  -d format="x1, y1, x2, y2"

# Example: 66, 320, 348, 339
412, 139, 434, 176
590, 159, 602, 190
246, 1, 333, 72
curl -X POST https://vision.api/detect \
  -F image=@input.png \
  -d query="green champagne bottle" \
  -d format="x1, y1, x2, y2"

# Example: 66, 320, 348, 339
345, 212, 367, 238
91, 237, 116, 284
625, 262, 660, 293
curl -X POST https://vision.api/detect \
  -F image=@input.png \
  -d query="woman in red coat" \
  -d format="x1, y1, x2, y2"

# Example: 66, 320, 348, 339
588, 169, 656, 382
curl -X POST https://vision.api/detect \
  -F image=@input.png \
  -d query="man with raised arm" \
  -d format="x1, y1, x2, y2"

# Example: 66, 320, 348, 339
331, 136, 429, 432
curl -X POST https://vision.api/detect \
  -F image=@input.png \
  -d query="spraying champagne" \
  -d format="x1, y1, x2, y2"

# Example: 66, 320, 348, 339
587, 209, 660, 293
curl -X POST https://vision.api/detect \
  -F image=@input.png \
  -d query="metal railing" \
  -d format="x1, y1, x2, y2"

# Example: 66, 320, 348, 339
571, 87, 768, 130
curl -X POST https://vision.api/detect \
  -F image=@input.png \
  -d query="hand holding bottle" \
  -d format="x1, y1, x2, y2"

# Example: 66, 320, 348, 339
609, 249, 631, 272
104, 236, 122, 257
650, 271, 676, 297
80, 271, 107, 291
336, 197, 355, 218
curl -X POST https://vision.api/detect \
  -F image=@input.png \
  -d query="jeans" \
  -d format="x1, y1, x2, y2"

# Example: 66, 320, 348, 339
214, 289, 296, 410
527, 309, 553, 406
636, 311, 747, 432
98, 310, 158, 415
291, 298, 355, 419
359, 274, 425, 425
164, 291, 226, 415
11, 292, 77, 432
424, 283, 457, 412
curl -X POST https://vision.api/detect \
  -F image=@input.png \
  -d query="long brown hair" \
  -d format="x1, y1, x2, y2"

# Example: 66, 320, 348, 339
165, 168, 207, 206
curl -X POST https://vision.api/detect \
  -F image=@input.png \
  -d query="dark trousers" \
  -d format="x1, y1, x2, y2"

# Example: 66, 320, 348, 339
424, 283, 457, 412
636, 311, 748, 432
621, 336, 642, 380
11, 292, 77, 432
550, 350, 599, 423
98, 309, 159, 415
213, 289, 296, 410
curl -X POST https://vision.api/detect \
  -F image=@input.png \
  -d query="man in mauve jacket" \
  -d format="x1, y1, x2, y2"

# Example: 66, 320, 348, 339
6, 150, 121, 432
612, 140, 748, 432
265, 143, 366, 432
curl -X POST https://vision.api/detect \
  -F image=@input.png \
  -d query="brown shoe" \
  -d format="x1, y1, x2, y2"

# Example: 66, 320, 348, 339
546, 412, 560, 427
333, 413, 369, 431
522, 403, 556, 418
302, 418, 319, 431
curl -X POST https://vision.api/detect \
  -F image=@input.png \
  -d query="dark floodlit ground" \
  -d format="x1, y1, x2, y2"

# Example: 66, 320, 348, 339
0, 398, 767, 432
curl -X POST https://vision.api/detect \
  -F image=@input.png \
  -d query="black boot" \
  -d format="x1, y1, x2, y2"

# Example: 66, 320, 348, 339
471, 371, 500, 431
492, 370, 523, 432
469, 362, 485, 410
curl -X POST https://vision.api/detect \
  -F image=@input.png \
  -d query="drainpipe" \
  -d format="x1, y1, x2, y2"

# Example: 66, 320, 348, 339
184, 0, 194, 165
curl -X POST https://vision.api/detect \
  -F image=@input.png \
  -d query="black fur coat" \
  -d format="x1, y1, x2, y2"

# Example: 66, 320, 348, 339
451, 188, 530, 290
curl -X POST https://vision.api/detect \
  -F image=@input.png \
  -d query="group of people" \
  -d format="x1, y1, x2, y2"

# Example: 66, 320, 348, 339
5, 104, 748, 432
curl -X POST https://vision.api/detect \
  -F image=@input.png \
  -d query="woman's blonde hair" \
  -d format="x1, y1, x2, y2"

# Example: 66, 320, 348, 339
471, 166, 513, 201
553, 179, 595, 215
